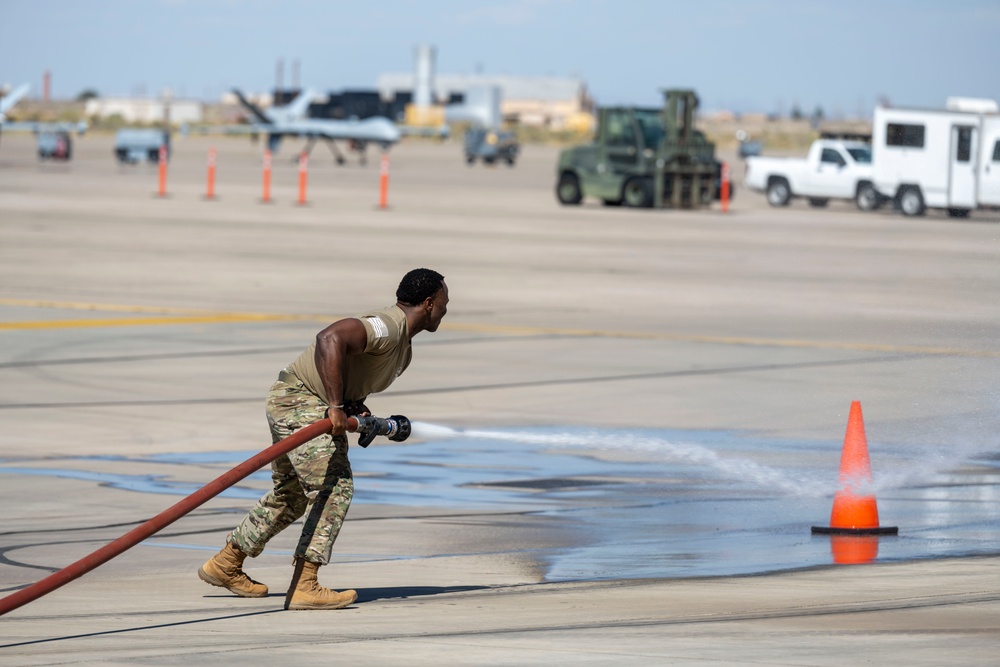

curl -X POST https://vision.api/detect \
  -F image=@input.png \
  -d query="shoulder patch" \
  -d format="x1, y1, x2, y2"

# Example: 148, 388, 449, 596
365, 316, 389, 339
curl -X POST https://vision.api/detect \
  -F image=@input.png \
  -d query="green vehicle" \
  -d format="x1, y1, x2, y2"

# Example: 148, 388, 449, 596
556, 89, 725, 209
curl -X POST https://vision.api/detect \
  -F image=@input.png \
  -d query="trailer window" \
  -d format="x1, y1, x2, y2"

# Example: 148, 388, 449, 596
992, 140, 1000, 162
955, 127, 973, 163
886, 123, 925, 148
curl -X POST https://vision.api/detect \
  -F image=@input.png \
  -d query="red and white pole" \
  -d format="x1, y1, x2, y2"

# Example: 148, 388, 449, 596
156, 144, 168, 197
297, 152, 308, 206
261, 149, 272, 204
721, 161, 730, 213
378, 150, 389, 209
205, 147, 217, 200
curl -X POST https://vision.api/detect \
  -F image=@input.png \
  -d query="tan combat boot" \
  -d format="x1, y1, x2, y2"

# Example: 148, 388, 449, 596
198, 542, 268, 598
284, 558, 357, 610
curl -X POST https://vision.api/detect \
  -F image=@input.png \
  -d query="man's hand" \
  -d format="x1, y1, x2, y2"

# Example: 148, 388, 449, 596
327, 406, 349, 435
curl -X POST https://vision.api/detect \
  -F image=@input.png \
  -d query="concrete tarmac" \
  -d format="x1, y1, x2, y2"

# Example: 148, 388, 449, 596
1, 132, 998, 664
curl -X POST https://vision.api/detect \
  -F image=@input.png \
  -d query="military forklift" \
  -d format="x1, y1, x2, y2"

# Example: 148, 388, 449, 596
555, 89, 725, 209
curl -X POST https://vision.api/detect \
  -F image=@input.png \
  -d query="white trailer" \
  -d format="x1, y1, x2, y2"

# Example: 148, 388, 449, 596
872, 99, 1000, 217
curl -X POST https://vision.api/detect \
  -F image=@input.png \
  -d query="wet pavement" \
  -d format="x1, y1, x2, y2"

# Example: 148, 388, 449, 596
3, 421, 997, 582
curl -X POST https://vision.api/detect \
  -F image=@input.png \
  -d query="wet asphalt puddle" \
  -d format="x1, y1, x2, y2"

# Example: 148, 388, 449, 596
2, 424, 998, 580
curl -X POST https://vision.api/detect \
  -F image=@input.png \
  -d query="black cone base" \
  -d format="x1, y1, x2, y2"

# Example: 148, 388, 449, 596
811, 526, 898, 535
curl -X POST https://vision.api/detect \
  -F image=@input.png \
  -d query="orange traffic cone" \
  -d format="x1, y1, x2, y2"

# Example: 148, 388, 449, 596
812, 401, 898, 536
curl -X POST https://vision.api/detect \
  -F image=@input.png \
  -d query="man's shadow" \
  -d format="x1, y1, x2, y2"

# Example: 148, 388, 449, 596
354, 585, 486, 603
1, 586, 490, 649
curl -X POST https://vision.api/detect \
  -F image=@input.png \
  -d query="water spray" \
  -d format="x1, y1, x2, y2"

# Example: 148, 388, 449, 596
415, 420, 990, 498
412, 422, 843, 498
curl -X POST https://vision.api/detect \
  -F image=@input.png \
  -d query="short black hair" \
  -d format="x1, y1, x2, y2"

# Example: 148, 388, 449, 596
396, 268, 445, 306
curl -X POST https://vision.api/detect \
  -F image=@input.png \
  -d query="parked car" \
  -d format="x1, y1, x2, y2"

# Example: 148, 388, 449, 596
114, 129, 170, 164
464, 128, 518, 166
37, 131, 72, 161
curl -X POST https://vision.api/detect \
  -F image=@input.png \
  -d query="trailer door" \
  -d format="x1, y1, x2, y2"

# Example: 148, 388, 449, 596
978, 121, 1000, 206
948, 125, 977, 209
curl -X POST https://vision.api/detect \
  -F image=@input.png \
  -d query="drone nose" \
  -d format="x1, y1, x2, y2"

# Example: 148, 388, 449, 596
382, 121, 402, 143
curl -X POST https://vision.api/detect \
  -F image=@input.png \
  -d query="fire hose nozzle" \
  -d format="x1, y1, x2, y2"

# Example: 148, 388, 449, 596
349, 414, 412, 448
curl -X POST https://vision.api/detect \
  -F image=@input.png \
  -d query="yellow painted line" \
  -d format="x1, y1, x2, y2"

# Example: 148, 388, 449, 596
0, 298, 330, 330
2, 298, 998, 359
0, 298, 222, 315
0, 314, 315, 330
0, 297, 328, 320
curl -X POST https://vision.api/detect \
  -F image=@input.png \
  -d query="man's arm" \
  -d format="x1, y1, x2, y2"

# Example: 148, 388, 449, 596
314, 318, 369, 435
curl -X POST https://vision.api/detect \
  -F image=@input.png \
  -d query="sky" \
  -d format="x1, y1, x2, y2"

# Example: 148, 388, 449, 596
2, 0, 998, 118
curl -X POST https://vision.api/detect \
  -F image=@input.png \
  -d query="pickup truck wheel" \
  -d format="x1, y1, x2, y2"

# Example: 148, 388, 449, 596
898, 187, 925, 217
856, 183, 881, 211
623, 177, 652, 208
766, 178, 791, 207
557, 172, 583, 205
808, 198, 829, 208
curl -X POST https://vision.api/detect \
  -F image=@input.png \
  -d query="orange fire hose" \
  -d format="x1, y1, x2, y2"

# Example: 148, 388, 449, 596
0, 416, 364, 617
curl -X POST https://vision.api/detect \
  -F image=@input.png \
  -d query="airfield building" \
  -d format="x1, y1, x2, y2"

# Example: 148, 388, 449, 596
375, 74, 594, 132
84, 97, 204, 125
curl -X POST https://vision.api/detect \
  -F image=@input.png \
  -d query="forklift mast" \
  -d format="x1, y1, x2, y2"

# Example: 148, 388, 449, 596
663, 88, 699, 147
654, 88, 718, 208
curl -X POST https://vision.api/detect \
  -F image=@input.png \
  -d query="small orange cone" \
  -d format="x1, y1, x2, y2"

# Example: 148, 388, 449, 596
812, 401, 898, 536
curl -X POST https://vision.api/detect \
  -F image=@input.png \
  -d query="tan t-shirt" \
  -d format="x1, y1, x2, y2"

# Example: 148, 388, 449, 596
288, 305, 412, 404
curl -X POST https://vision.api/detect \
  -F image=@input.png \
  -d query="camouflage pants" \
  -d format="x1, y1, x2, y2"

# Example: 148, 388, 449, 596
229, 371, 353, 565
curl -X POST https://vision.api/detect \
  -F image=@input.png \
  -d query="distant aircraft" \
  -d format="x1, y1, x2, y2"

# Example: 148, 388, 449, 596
226, 88, 401, 165
0, 83, 30, 123
0, 83, 87, 159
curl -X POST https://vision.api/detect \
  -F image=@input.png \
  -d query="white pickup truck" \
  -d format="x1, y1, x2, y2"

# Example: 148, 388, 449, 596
744, 139, 883, 210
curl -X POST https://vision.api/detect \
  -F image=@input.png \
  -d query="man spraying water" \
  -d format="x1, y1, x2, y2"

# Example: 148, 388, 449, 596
198, 268, 449, 610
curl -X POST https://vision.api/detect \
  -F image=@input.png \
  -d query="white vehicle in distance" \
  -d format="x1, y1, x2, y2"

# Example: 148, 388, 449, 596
744, 138, 883, 211
872, 98, 1000, 218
